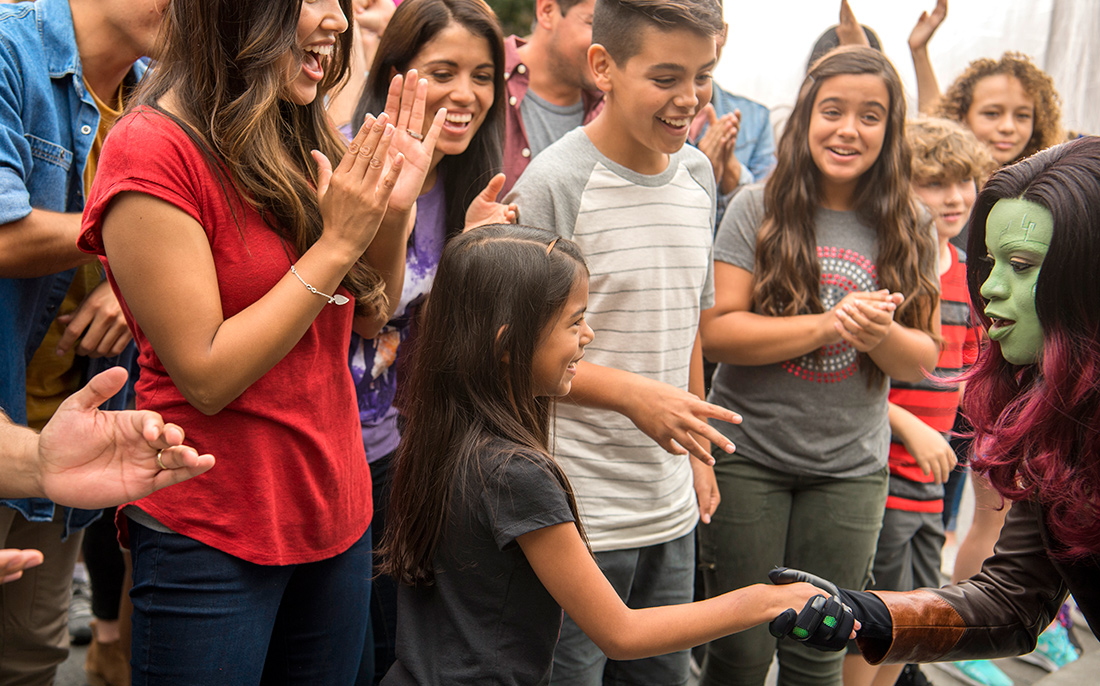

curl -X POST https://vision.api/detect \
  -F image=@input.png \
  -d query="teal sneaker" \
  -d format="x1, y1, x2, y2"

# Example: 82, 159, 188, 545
941, 660, 1014, 686
1019, 620, 1079, 672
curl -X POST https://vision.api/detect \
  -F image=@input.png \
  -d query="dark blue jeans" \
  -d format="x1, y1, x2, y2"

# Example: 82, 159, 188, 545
358, 450, 398, 685
129, 520, 371, 686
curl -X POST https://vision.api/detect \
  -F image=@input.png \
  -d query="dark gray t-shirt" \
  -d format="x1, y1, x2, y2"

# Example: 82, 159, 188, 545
382, 440, 576, 685
708, 185, 901, 478
519, 90, 584, 159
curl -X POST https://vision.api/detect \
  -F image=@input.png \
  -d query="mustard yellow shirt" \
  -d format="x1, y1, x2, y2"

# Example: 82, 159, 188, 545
24, 79, 125, 429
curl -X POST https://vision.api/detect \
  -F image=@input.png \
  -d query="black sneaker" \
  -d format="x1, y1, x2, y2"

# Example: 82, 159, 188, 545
895, 664, 932, 686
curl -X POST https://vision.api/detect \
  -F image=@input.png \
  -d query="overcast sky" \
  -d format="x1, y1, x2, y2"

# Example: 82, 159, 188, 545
714, 1, 1061, 119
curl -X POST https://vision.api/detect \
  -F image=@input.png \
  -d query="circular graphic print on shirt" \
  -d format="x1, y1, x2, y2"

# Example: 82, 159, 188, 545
781, 246, 878, 384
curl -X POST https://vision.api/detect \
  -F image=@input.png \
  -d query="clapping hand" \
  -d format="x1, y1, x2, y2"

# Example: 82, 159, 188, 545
832, 290, 904, 352
379, 70, 447, 215
693, 104, 742, 194
313, 112, 404, 255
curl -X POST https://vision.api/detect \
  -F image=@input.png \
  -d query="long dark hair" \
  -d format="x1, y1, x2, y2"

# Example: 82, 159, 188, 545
964, 136, 1100, 558
130, 0, 387, 313
755, 46, 939, 386
353, 0, 505, 236
382, 225, 588, 585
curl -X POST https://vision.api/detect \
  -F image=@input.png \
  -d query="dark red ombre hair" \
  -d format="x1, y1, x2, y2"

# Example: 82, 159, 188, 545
963, 136, 1100, 558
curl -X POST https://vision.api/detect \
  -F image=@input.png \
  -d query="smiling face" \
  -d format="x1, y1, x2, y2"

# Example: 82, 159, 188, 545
286, 0, 349, 106
407, 22, 496, 160
965, 74, 1035, 166
808, 73, 889, 207
980, 197, 1052, 365
592, 25, 716, 174
532, 275, 593, 398
913, 175, 978, 243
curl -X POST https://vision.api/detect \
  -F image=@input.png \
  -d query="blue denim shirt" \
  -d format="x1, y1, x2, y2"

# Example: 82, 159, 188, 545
0, 0, 142, 532
704, 83, 776, 185
694, 84, 777, 228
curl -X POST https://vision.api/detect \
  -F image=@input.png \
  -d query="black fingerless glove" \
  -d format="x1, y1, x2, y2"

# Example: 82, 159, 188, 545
769, 594, 855, 651
767, 567, 893, 650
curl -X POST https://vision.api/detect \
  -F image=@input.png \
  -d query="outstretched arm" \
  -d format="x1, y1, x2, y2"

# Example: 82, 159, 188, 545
909, 0, 947, 114
0, 210, 99, 278
520, 522, 831, 660
768, 501, 1065, 665
3, 366, 214, 504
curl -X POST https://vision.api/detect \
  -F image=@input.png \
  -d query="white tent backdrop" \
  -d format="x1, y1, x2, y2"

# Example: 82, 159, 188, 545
714, 0, 1099, 136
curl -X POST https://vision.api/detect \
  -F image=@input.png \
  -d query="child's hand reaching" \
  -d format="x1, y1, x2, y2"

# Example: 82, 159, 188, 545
0, 549, 43, 584
464, 173, 518, 231
619, 373, 741, 465
832, 290, 904, 352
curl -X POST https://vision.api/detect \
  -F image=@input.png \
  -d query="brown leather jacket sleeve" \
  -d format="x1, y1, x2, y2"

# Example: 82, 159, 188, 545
857, 499, 1068, 664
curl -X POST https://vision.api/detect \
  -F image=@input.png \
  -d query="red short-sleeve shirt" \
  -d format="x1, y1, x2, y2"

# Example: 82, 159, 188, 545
79, 108, 371, 565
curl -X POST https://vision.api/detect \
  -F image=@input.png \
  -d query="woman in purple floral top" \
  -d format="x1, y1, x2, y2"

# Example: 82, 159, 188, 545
344, 0, 517, 681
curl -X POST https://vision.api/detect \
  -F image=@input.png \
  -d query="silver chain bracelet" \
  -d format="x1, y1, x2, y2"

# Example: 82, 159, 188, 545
290, 265, 349, 305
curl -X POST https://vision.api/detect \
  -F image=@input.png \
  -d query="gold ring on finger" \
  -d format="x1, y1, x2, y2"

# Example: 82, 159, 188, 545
406, 128, 424, 141
156, 449, 168, 471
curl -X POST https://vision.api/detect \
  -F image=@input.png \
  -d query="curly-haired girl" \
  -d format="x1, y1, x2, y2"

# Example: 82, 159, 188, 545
908, 4, 1064, 166
935, 52, 1064, 166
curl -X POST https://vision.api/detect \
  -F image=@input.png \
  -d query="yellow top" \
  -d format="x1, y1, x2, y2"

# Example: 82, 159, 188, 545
24, 79, 127, 429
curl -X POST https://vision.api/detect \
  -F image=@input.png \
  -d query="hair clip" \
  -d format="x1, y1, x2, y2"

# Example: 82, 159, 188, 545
546, 238, 559, 256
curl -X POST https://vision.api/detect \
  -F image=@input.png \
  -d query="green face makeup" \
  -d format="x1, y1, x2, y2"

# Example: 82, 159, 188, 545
980, 197, 1053, 365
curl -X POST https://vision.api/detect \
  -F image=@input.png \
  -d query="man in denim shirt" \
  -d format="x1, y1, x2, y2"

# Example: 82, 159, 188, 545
0, 0, 163, 682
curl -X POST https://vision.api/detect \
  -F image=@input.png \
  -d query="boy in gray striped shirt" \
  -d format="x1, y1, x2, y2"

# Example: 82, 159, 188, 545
506, 0, 730, 683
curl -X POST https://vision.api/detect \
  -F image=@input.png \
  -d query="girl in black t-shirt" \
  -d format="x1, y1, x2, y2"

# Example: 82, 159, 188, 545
380, 224, 847, 684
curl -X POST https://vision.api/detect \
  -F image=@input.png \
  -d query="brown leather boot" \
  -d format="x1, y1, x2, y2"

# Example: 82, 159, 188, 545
85, 621, 131, 686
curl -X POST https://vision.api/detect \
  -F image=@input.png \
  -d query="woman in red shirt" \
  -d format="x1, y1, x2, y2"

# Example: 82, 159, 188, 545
77, 0, 441, 682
